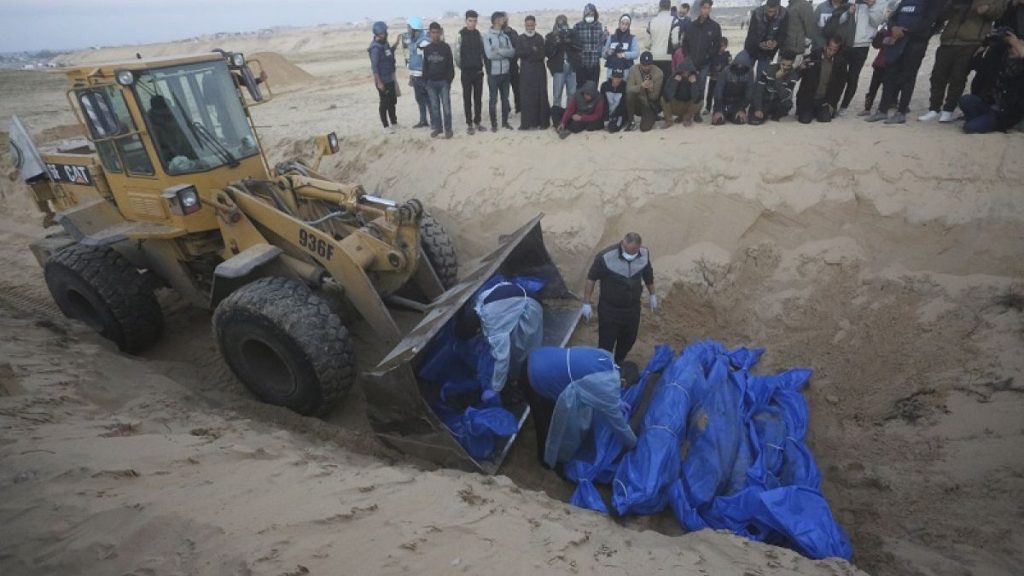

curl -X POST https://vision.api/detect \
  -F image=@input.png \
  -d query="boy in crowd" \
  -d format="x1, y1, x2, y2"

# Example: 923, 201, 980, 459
601, 70, 630, 132
422, 22, 456, 138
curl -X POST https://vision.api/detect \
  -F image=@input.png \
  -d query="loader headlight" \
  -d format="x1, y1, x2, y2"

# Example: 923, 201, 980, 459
327, 132, 339, 153
230, 53, 246, 67
115, 69, 135, 86
162, 184, 202, 216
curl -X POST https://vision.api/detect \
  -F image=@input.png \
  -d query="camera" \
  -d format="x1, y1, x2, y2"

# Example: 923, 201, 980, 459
983, 26, 1013, 46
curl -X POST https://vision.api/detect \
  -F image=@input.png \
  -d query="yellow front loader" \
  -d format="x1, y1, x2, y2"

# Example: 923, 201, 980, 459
8, 50, 579, 472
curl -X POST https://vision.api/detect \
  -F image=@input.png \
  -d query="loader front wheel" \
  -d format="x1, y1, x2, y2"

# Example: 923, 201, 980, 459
419, 213, 458, 289
213, 277, 354, 416
44, 243, 163, 354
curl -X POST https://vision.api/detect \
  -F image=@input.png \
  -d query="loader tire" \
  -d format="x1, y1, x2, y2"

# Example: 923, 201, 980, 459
419, 213, 458, 289
44, 243, 164, 354
213, 277, 354, 416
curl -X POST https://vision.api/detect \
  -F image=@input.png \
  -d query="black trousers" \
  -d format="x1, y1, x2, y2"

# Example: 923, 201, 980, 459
880, 39, 930, 114
521, 367, 554, 465
839, 46, 870, 110
377, 81, 398, 127
510, 58, 522, 112
864, 64, 885, 111
929, 44, 976, 113
461, 70, 484, 125
598, 312, 640, 364
576, 64, 601, 89
797, 99, 833, 123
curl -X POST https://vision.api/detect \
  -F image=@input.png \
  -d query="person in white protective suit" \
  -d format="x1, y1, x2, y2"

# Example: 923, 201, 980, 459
469, 281, 545, 404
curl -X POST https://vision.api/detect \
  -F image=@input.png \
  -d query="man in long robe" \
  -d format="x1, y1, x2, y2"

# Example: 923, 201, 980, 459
516, 15, 551, 129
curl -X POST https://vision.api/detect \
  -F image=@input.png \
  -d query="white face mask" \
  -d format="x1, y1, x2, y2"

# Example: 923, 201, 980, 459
622, 251, 639, 262
585, 15, 595, 23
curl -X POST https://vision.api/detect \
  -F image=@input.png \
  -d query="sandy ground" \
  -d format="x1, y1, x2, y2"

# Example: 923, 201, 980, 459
2, 13, 1023, 576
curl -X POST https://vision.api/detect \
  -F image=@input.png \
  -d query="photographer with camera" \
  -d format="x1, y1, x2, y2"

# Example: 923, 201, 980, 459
958, 26, 1024, 132
604, 15, 641, 79
745, 0, 791, 77
920, 0, 1005, 123
546, 15, 581, 111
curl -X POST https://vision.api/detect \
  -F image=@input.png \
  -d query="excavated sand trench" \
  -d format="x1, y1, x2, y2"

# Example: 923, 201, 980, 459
2, 61, 1023, 575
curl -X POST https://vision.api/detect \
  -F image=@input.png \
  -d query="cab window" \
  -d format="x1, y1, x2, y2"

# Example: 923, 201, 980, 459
78, 86, 154, 176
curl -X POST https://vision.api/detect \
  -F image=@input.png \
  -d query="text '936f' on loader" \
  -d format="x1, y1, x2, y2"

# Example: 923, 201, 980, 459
8, 50, 580, 473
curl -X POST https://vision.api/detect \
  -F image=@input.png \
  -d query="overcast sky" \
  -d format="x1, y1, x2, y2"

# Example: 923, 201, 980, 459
1, 0, 599, 52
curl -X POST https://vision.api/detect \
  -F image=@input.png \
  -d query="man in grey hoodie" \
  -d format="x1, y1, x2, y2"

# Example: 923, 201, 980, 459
484, 11, 517, 131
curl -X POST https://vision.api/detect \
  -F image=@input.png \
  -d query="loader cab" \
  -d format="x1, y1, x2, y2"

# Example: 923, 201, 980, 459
64, 53, 271, 232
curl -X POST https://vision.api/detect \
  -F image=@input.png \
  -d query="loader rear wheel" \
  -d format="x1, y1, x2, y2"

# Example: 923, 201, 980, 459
213, 277, 354, 416
420, 213, 458, 289
44, 243, 163, 354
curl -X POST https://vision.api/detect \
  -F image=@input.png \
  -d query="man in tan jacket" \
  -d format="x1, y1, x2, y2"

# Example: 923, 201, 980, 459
920, 0, 1006, 122
625, 51, 666, 131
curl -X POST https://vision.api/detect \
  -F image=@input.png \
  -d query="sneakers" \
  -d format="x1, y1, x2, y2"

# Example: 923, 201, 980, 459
682, 115, 693, 127
624, 121, 637, 132
430, 129, 441, 138
864, 111, 888, 123
857, 109, 873, 117
467, 125, 476, 135
661, 119, 673, 129
918, 110, 940, 122
693, 113, 703, 124
502, 122, 514, 130
491, 123, 498, 132
475, 123, 488, 132
413, 121, 430, 129
558, 129, 570, 140
939, 111, 955, 123
444, 130, 453, 139
884, 112, 906, 125
382, 126, 394, 135
837, 108, 849, 117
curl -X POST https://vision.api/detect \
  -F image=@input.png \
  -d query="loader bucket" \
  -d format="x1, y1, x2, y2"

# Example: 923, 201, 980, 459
365, 215, 580, 473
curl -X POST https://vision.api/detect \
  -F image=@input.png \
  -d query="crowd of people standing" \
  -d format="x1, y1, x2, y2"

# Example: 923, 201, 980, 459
367, 0, 1024, 137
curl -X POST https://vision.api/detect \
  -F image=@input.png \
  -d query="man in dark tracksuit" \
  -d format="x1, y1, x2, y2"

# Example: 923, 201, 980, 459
866, 0, 945, 124
455, 10, 488, 134
582, 233, 657, 364
750, 48, 799, 123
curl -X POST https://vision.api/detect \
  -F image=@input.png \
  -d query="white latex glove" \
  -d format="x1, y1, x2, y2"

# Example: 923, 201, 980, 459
581, 303, 593, 321
649, 294, 658, 312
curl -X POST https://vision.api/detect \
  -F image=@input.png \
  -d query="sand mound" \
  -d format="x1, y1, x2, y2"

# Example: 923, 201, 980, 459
250, 51, 316, 91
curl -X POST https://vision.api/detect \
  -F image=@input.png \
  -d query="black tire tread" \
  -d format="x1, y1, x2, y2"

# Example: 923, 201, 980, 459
45, 243, 163, 354
419, 212, 459, 289
212, 276, 354, 415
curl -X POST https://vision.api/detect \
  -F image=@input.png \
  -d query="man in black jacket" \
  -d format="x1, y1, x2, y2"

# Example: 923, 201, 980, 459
712, 51, 755, 124
745, 0, 790, 76
422, 22, 456, 138
683, 0, 723, 122
795, 36, 847, 122
582, 233, 657, 364
455, 10, 488, 134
